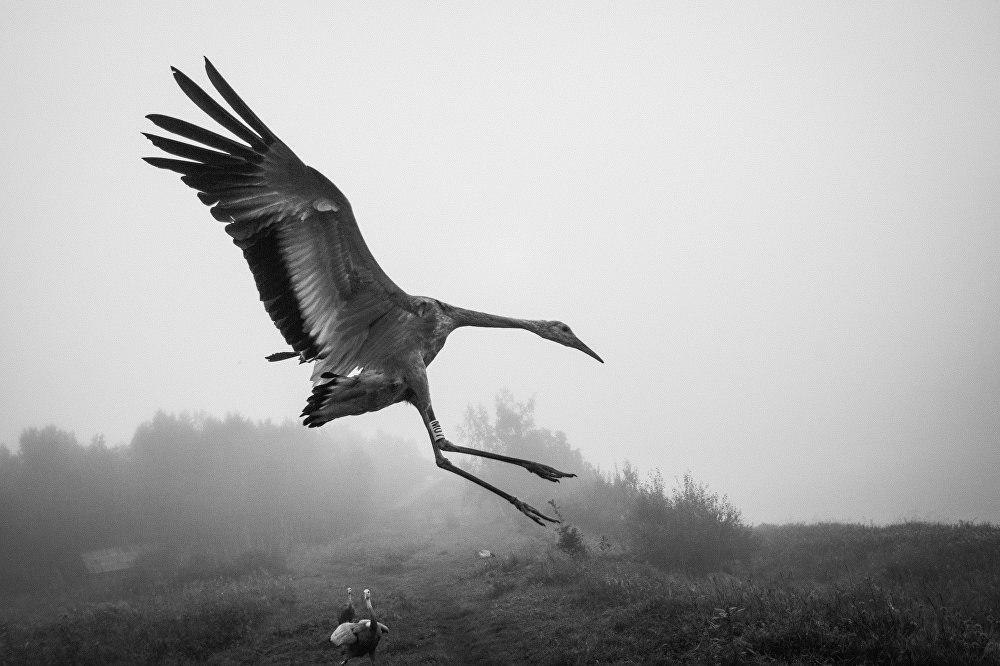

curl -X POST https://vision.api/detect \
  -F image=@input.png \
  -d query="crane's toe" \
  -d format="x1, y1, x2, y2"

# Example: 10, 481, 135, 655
512, 498, 560, 526
525, 462, 577, 483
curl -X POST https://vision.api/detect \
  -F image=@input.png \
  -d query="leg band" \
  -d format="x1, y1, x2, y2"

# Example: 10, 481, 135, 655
429, 419, 445, 441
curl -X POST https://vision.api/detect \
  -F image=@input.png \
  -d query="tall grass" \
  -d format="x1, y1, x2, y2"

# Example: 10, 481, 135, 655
0, 574, 292, 665
478, 525, 1000, 664
121, 547, 289, 596
2, 521, 997, 664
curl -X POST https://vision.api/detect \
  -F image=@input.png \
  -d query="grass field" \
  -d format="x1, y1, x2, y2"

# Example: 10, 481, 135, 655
1, 518, 998, 664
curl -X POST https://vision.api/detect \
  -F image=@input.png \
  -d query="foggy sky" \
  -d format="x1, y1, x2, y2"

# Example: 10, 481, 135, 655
2, 2, 997, 524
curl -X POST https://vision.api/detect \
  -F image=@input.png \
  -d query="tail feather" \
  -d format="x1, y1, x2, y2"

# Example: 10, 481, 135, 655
301, 371, 406, 428
265, 351, 300, 362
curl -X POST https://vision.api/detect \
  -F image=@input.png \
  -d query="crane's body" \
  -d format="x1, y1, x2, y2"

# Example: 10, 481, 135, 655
144, 59, 603, 525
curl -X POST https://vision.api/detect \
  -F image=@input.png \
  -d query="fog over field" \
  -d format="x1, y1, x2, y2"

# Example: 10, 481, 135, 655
1, 2, 998, 525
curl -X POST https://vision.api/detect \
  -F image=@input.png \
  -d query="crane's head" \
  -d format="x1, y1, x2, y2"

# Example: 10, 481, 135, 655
363, 588, 371, 600
346, 587, 352, 595
539, 321, 603, 363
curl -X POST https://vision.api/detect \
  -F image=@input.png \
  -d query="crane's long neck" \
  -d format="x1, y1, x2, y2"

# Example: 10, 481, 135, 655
447, 305, 543, 334
366, 597, 380, 634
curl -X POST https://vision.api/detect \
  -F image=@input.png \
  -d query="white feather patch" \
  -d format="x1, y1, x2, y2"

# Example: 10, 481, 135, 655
314, 199, 338, 212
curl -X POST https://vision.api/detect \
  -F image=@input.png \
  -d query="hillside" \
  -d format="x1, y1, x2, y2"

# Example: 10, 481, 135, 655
1, 397, 998, 663
2, 519, 998, 664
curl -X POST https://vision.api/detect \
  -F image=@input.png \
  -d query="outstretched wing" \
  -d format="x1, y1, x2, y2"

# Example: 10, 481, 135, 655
144, 58, 413, 377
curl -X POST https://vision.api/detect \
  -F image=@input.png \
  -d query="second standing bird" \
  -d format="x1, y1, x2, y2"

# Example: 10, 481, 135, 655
338, 587, 356, 625
331, 588, 387, 664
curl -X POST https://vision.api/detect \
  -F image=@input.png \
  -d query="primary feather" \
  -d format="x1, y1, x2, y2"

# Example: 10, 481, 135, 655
144, 58, 415, 419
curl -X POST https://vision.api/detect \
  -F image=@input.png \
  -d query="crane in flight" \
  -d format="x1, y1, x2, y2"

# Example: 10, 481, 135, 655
143, 59, 603, 525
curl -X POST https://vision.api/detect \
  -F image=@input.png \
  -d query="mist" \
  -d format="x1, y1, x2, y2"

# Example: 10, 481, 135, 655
4, 5, 1000, 661
0, 396, 636, 592
2, 3, 998, 526
3, 396, 998, 662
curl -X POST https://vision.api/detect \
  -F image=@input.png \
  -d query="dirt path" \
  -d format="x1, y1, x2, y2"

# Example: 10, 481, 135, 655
211, 542, 507, 664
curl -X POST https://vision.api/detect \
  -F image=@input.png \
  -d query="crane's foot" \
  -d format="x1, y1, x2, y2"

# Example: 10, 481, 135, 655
512, 498, 560, 526
523, 461, 577, 483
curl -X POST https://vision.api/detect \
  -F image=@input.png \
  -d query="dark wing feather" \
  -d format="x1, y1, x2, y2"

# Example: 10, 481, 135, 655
169, 66, 266, 149
146, 114, 260, 161
141, 133, 248, 168
203, 59, 276, 141
144, 58, 413, 385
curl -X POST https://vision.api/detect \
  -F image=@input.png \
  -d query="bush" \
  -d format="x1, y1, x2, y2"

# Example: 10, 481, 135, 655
499, 552, 522, 572
546, 500, 588, 558
626, 473, 759, 573
528, 553, 585, 586
556, 525, 588, 559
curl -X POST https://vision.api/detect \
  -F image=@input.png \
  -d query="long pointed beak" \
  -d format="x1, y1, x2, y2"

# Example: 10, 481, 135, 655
574, 339, 604, 363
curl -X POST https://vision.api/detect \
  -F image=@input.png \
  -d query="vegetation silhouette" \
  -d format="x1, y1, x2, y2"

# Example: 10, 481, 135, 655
1, 395, 998, 662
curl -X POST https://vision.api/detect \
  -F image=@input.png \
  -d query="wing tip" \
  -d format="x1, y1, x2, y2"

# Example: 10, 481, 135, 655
203, 57, 220, 81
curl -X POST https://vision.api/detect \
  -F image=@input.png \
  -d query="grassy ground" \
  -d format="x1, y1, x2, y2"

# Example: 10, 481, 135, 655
2, 521, 999, 664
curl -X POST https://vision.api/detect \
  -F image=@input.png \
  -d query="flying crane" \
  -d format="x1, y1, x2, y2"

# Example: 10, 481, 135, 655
143, 59, 603, 524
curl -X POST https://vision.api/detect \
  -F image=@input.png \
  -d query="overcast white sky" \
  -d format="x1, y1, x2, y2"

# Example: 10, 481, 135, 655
2, 2, 998, 523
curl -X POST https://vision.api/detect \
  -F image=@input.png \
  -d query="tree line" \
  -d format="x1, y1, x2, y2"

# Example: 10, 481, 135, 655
1, 394, 757, 592
1, 412, 399, 591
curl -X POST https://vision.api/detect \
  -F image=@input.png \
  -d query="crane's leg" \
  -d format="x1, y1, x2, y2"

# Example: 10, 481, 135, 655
435, 439, 576, 482
421, 405, 559, 526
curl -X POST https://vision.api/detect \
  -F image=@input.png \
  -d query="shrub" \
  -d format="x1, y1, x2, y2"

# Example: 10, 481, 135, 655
556, 524, 588, 559
499, 552, 521, 572
547, 500, 588, 558
626, 473, 759, 573
529, 553, 585, 586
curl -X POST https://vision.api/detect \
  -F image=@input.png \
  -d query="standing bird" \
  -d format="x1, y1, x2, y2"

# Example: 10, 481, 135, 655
143, 59, 603, 525
338, 587, 356, 625
330, 588, 388, 664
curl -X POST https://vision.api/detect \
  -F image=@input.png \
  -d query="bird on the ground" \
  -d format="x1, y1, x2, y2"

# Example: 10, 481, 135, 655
143, 59, 603, 525
338, 586, 356, 625
330, 588, 387, 664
